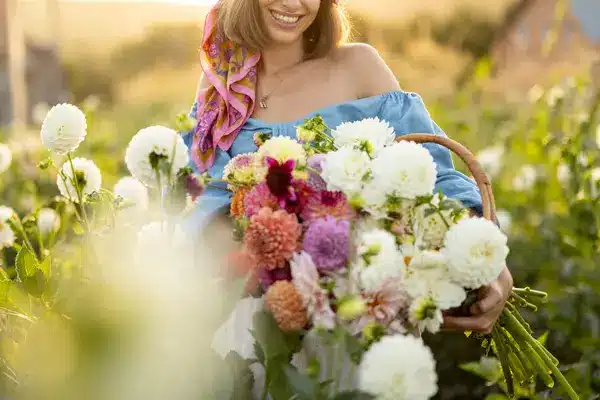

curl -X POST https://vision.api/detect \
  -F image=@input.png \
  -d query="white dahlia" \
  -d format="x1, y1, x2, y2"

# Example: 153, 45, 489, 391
125, 126, 189, 187
476, 146, 504, 178
114, 176, 149, 211
0, 206, 16, 248
512, 165, 537, 191
354, 229, 403, 292
0, 143, 12, 173
370, 141, 437, 199
359, 334, 438, 400
557, 163, 571, 184
405, 251, 466, 310
409, 296, 444, 334
211, 297, 264, 360
257, 136, 306, 165
442, 218, 509, 289
37, 208, 61, 235
40, 103, 87, 154
56, 157, 102, 201
321, 147, 371, 195
332, 117, 395, 157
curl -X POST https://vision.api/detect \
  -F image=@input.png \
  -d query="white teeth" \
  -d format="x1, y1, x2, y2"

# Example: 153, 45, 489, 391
271, 11, 300, 24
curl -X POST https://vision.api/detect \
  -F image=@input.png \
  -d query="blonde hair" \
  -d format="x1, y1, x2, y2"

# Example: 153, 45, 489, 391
217, 0, 350, 59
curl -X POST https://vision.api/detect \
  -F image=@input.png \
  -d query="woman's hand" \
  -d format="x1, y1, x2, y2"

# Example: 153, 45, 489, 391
443, 266, 514, 334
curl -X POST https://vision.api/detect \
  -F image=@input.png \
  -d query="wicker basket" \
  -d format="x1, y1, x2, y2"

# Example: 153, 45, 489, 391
396, 134, 497, 222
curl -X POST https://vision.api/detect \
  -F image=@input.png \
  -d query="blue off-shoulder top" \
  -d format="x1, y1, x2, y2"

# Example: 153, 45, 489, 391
181, 90, 482, 234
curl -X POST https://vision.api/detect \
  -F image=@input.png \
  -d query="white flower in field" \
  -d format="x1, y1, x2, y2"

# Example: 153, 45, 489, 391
56, 157, 102, 201
212, 296, 264, 360
409, 296, 444, 334
359, 334, 438, 400
114, 176, 149, 211
591, 167, 600, 183
257, 136, 306, 165
527, 85, 544, 103
370, 141, 437, 199
0, 206, 16, 248
495, 209, 512, 233
40, 103, 87, 154
32, 102, 50, 126
442, 218, 509, 289
0, 143, 12, 173
546, 86, 565, 107
125, 126, 189, 187
136, 221, 192, 266
476, 146, 503, 178
354, 228, 403, 292
405, 251, 466, 310
557, 163, 571, 184
332, 117, 395, 157
37, 208, 60, 235
321, 147, 371, 195
512, 165, 537, 191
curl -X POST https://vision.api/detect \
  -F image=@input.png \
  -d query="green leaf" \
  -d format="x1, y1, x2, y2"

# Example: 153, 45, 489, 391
22, 269, 46, 298
483, 394, 510, 400
224, 352, 254, 400
15, 246, 39, 280
72, 221, 85, 235
332, 391, 376, 400
536, 331, 549, 346
251, 311, 296, 360
283, 365, 319, 400
39, 257, 51, 278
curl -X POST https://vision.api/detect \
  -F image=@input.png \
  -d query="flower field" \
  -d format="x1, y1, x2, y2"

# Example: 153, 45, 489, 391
0, 71, 599, 399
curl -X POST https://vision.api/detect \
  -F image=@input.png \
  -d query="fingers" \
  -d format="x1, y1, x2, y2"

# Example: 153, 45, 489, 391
443, 315, 495, 334
470, 285, 503, 316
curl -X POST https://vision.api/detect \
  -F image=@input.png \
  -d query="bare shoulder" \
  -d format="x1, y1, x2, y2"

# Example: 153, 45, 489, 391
332, 43, 400, 98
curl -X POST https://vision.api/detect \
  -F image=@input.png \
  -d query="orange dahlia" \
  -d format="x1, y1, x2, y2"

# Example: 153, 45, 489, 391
265, 280, 308, 332
244, 207, 301, 270
230, 186, 250, 217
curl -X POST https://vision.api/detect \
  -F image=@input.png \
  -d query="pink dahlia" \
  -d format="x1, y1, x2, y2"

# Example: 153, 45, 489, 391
300, 190, 355, 222
244, 182, 280, 217
244, 207, 302, 270
350, 277, 409, 335
302, 216, 350, 271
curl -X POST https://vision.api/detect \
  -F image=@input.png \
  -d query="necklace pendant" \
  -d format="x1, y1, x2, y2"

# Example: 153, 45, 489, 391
259, 97, 268, 109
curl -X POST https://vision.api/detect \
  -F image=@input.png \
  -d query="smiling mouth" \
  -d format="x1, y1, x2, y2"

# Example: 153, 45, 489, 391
270, 10, 303, 25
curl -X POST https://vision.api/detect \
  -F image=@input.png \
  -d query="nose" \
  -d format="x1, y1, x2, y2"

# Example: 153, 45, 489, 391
280, 0, 302, 9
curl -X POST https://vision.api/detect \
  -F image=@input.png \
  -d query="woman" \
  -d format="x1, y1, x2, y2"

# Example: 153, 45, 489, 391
182, 0, 513, 335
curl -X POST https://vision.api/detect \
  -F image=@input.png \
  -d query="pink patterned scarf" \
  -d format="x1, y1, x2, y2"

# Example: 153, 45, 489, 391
192, 1, 339, 172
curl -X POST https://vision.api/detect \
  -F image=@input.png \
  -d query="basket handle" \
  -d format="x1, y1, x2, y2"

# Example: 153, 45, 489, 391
395, 134, 497, 222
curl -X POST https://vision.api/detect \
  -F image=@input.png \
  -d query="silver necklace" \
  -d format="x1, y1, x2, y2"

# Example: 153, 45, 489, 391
259, 75, 284, 109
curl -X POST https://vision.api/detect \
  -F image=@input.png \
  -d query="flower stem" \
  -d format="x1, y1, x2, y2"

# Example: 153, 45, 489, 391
510, 292, 538, 311
491, 325, 515, 396
512, 287, 548, 300
503, 309, 579, 400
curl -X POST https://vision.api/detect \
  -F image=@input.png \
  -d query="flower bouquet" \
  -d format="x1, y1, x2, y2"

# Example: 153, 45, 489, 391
210, 116, 578, 400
